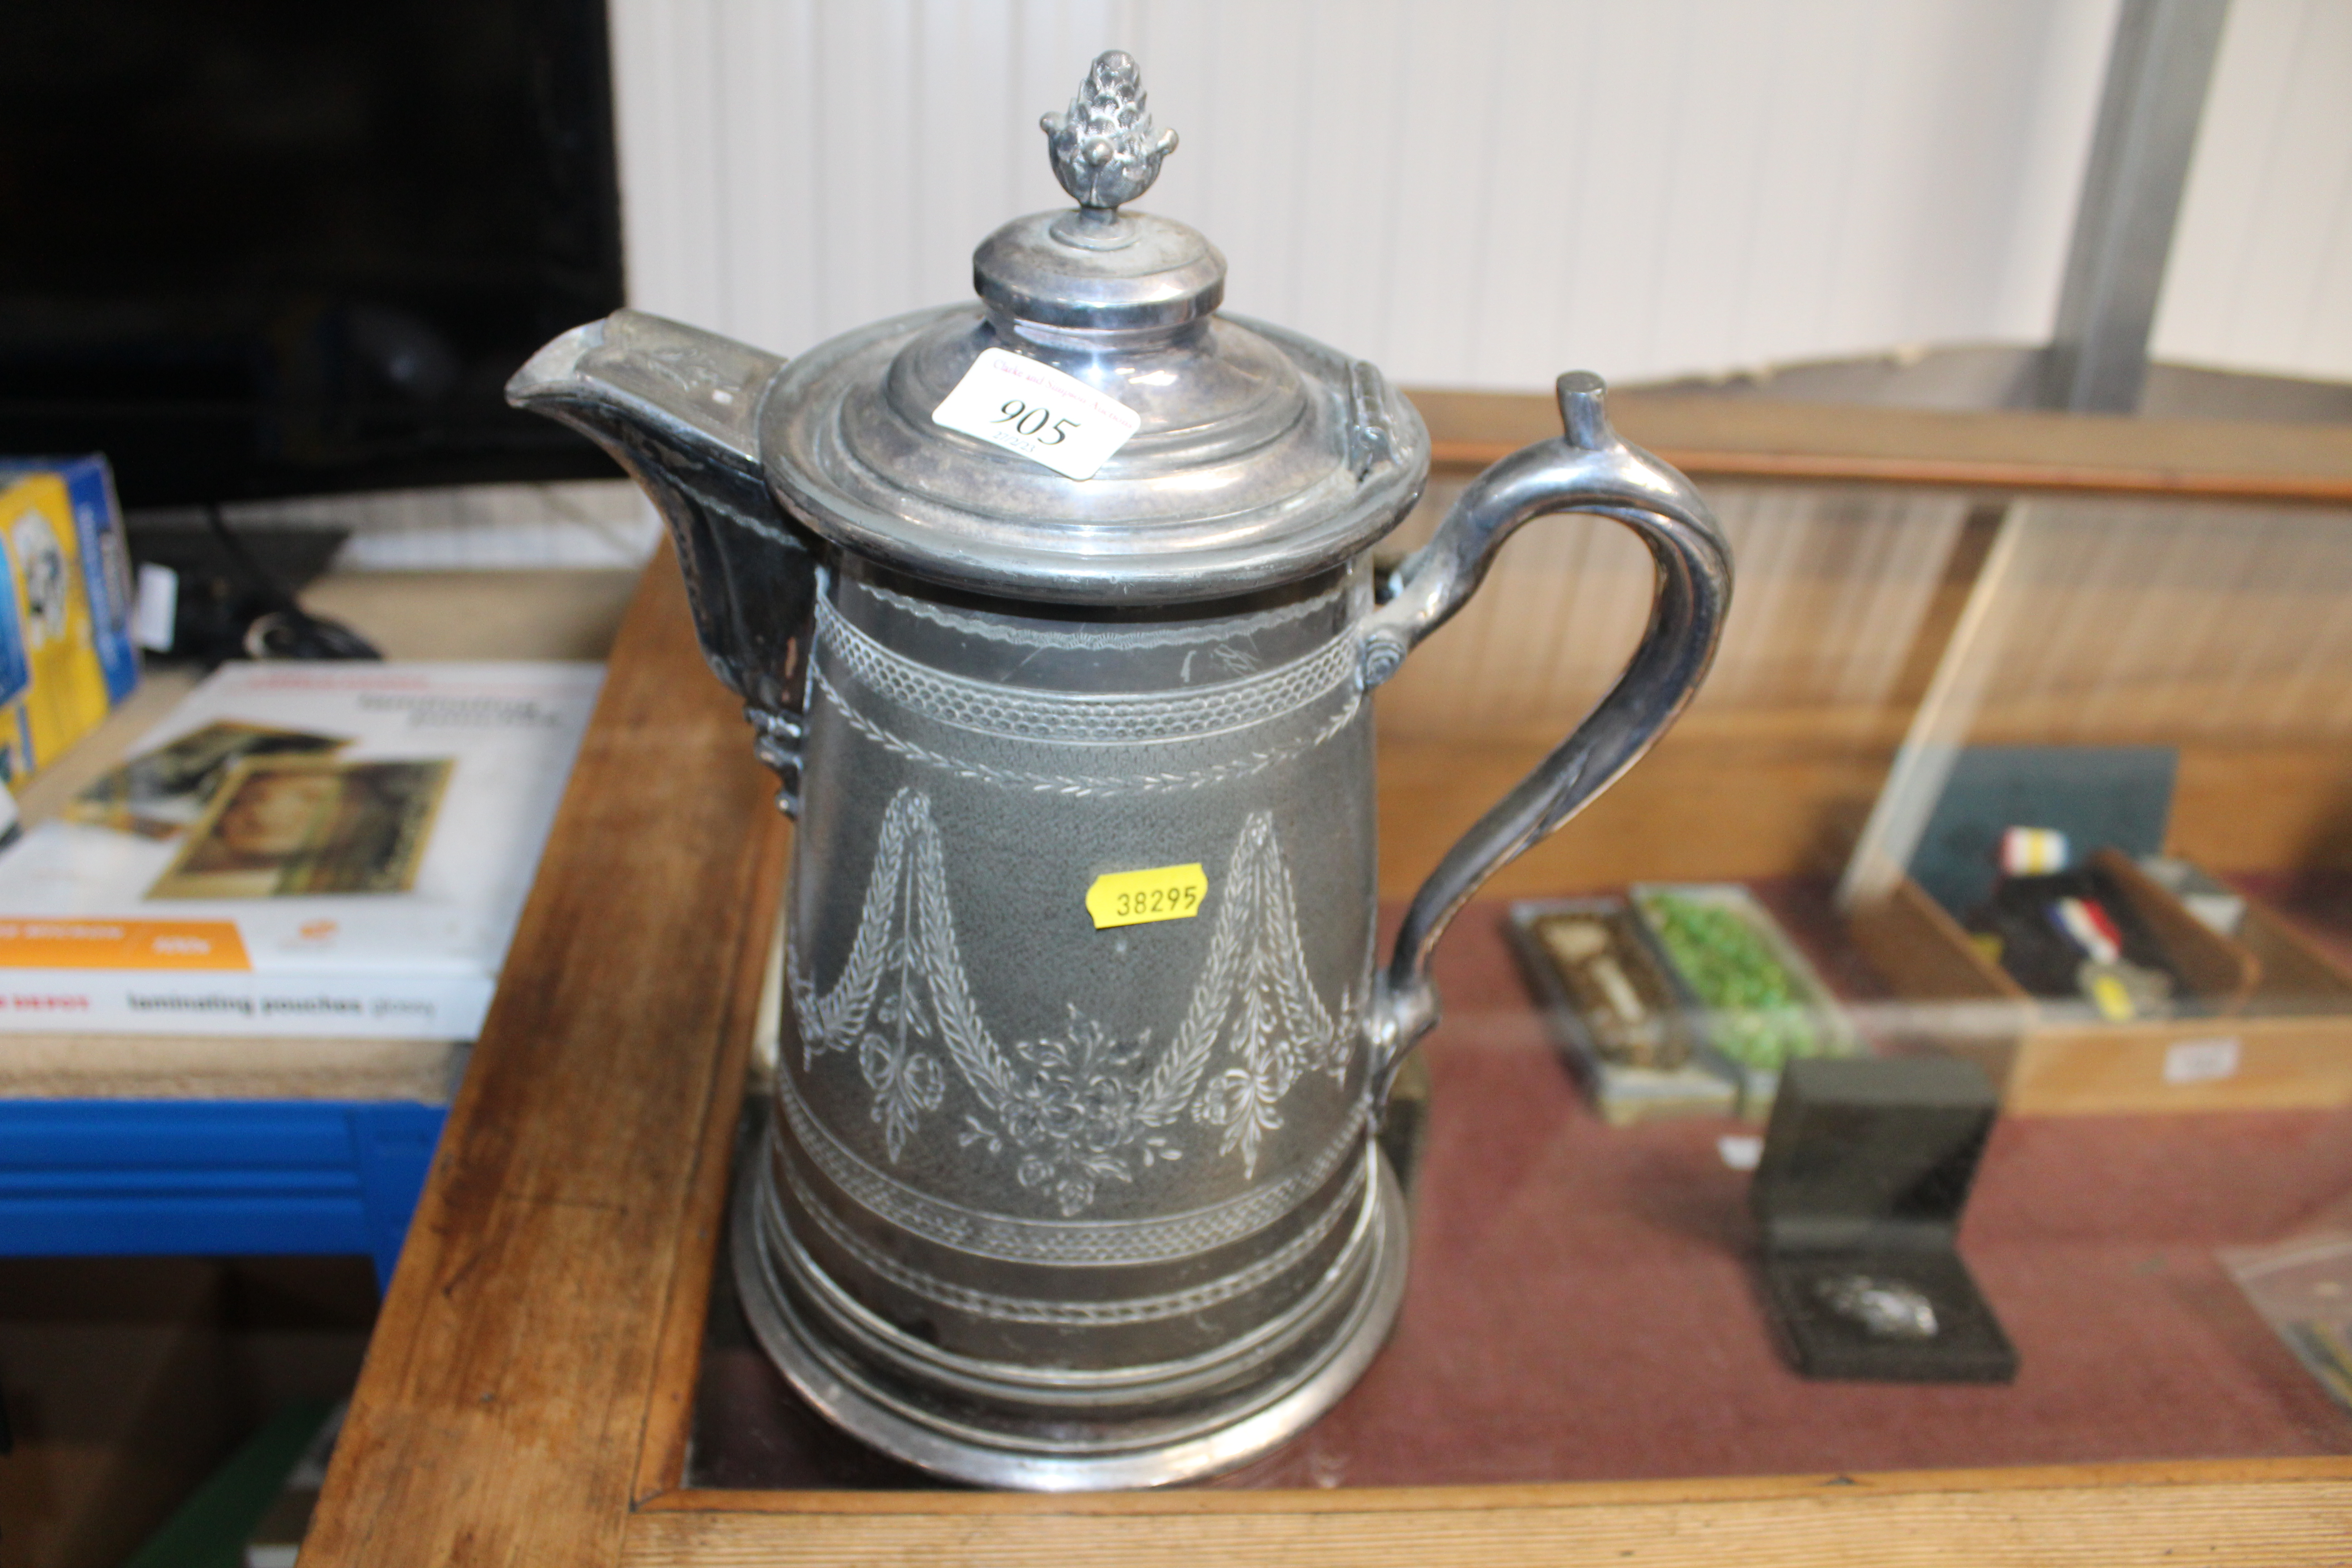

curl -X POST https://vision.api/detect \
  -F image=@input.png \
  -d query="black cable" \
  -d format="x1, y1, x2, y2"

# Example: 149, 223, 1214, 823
203, 506, 382, 661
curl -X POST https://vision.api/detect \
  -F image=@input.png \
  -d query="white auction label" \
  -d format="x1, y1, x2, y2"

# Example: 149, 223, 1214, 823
931, 347, 1142, 480
132, 562, 179, 652
2164, 1036, 2240, 1085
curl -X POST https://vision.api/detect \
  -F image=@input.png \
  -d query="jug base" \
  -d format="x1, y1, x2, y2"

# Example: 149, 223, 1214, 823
729, 1142, 1411, 1491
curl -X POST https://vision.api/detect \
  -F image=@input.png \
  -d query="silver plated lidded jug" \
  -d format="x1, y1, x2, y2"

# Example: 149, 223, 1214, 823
510, 53, 1731, 1490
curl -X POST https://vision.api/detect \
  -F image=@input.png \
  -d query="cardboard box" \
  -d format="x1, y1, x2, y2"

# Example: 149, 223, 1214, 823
1849, 850, 2352, 1114
0, 457, 140, 786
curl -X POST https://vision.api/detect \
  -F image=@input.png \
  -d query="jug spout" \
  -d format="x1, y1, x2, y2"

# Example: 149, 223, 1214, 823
507, 309, 818, 807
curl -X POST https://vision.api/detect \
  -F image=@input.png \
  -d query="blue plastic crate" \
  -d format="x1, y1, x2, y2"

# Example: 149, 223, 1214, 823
0, 1098, 446, 1290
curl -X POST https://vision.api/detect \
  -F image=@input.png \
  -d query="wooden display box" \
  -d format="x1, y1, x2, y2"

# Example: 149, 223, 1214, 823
1849, 851, 2352, 1114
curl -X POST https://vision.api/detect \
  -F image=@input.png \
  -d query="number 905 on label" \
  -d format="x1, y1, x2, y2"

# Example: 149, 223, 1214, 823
1086, 863, 1209, 930
931, 347, 1143, 481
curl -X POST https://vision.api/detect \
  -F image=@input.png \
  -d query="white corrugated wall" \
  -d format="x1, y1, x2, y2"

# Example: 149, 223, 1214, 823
312, 1, 2347, 568
608, 0, 2349, 392
2152, 0, 2352, 383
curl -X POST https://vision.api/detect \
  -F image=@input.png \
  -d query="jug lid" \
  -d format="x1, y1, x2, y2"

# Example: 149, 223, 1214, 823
759, 52, 1427, 606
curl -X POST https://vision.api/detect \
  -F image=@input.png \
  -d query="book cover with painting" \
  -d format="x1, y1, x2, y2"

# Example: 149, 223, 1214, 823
0, 662, 601, 1039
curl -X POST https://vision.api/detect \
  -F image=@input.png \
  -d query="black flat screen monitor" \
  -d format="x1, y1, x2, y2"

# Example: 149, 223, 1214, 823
0, 0, 626, 508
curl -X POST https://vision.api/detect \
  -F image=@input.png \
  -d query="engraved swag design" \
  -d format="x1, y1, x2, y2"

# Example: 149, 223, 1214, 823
790, 789, 1357, 1215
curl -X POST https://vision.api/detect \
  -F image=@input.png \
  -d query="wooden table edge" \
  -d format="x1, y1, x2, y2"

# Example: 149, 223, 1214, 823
631, 808, 791, 1505
631, 1452, 2352, 1515
617, 1473, 2352, 1567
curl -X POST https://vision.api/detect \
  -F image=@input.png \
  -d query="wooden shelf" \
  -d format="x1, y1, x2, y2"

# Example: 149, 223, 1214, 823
1410, 387, 2352, 502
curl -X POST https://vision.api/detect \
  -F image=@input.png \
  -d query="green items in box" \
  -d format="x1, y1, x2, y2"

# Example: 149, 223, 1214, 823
1633, 883, 1859, 1116
1639, 891, 1822, 1065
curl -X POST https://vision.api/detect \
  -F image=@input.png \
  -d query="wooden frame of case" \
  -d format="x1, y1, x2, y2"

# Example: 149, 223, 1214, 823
299, 403, 2352, 1567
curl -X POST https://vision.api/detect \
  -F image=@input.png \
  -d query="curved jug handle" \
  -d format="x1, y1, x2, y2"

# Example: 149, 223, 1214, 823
1360, 372, 1732, 1106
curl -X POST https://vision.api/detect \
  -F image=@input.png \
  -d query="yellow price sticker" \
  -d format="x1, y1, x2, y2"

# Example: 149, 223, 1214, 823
1086, 863, 1208, 930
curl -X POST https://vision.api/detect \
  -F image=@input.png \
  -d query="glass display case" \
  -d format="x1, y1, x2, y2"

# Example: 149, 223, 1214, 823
292, 397, 2352, 1563
682, 461, 2352, 1492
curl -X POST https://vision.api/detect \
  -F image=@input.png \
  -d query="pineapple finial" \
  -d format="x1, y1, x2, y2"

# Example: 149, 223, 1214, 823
1040, 52, 1178, 219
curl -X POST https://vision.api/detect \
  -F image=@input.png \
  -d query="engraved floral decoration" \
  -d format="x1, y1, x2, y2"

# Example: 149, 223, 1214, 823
857, 940, 946, 1162
958, 1005, 1183, 1216
1195, 823, 1364, 1175
1183, 813, 1357, 1175
791, 788, 1361, 1214
792, 791, 954, 1161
